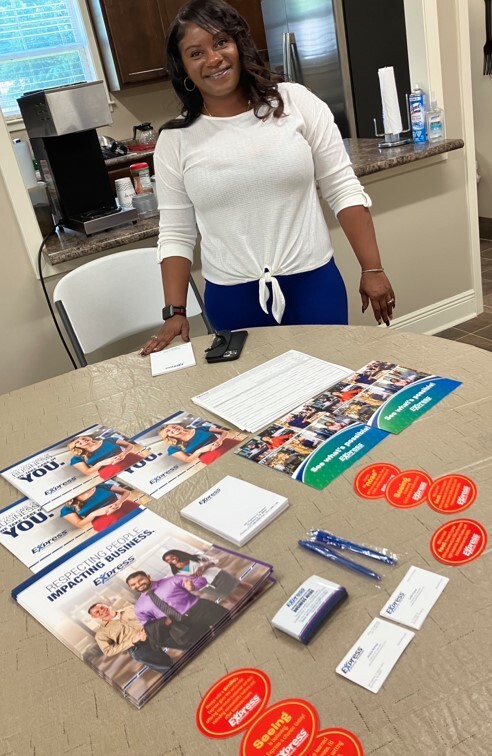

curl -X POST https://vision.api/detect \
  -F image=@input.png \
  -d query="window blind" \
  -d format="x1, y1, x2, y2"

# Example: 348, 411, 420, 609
0, 0, 96, 117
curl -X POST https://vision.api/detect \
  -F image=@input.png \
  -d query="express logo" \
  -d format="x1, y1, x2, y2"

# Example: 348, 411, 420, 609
386, 592, 405, 614
341, 646, 364, 674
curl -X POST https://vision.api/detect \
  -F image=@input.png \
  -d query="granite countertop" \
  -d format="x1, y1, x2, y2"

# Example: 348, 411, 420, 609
345, 137, 464, 176
44, 137, 464, 266
104, 146, 155, 167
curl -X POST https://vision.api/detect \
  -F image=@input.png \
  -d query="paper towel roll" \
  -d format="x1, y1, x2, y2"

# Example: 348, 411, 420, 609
12, 139, 37, 189
378, 67, 403, 136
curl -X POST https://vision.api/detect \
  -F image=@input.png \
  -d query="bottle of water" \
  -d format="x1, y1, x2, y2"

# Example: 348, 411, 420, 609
408, 84, 427, 143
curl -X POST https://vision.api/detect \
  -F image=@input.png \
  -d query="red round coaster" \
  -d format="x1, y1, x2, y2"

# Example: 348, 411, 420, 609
240, 699, 318, 756
196, 668, 271, 739
430, 518, 487, 565
354, 463, 401, 499
427, 474, 477, 514
310, 727, 364, 755
384, 469, 432, 508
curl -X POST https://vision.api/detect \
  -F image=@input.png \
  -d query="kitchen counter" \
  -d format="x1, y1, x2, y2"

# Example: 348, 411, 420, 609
43, 138, 463, 266
345, 137, 464, 176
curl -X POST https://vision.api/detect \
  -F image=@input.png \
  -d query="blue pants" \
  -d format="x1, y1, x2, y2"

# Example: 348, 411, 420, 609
204, 259, 348, 331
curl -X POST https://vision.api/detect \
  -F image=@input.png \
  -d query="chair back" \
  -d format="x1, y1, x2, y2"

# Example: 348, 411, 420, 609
53, 247, 206, 364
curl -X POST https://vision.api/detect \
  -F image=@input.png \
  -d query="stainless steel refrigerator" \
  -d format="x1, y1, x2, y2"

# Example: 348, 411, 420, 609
261, 0, 411, 139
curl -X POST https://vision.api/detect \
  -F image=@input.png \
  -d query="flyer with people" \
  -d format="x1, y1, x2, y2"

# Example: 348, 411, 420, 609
322, 361, 461, 434
117, 411, 247, 497
236, 360, 460, 489
0, 481, 151, 573
0, 424, 149, 511
12, 507, 273, 708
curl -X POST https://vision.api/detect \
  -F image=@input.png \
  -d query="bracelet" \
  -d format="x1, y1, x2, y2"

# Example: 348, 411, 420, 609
361, 268, 384, 274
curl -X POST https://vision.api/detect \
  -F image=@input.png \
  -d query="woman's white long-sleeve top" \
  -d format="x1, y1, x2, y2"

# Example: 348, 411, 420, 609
154, 82, 371, 322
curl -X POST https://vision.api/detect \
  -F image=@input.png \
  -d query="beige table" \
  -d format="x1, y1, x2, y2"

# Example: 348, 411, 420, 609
0, 326, 491, 756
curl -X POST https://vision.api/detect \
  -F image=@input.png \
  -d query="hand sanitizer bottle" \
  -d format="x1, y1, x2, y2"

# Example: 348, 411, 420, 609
426, 96, 445, 142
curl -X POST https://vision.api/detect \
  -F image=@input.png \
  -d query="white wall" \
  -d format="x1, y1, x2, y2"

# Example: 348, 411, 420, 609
467, 0, 492, 219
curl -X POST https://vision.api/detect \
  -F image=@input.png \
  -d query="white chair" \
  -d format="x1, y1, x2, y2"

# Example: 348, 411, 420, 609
53, 247, 212, 367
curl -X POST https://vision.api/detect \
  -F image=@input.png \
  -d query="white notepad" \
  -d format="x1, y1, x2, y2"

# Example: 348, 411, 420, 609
180, 475, 289, 546
150, 342, 196, 377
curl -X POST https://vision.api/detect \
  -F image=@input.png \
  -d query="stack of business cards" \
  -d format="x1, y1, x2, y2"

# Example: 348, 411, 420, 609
271, 575, 348, 644
180, 475, 289, 546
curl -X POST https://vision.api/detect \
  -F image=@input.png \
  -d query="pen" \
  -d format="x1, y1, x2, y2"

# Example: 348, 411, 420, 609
307, 529, 397, 565
299, 540, 382, 581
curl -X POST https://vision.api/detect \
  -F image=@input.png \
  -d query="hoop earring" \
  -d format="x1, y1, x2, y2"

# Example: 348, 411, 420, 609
183, 77, 196, 92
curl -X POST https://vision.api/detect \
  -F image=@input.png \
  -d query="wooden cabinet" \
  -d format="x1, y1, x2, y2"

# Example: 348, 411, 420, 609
89, 0, 267, 90
88, 0, 171, 89
163, 0, 266, 51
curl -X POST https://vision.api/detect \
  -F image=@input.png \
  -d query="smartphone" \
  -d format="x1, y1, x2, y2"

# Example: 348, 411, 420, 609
205, 330, 248, 363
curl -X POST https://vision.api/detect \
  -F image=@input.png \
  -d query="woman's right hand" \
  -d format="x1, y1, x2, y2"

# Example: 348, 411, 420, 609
140, 316, 190, 356
98, 504, 118, 515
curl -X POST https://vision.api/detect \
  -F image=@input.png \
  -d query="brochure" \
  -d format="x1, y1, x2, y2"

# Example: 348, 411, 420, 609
180, 476, 289, 546
118, 411, 247, 497
12, 507, 274, 708
312, 361, 461, 434
0, 424, 149, 511
235, 359, 460, 489
236, 407, 387, 490
0, 480, 151, 572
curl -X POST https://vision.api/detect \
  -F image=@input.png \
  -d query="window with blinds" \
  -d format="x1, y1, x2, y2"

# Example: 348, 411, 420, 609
0, 0, 97, 117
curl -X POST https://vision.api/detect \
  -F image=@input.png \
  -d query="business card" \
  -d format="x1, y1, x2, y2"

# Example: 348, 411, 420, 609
380, 566, 449, 630
336, 618, 414, 693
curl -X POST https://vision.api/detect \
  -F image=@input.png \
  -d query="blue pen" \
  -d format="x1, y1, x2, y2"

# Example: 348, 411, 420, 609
307, 529, 397, 566
298, 540, 382, 581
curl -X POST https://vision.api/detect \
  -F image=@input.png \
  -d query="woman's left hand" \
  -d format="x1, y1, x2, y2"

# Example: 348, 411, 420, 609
359, 271, 395, 326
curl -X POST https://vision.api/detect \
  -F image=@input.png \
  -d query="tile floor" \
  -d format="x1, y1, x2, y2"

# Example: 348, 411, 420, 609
434, 239, 492, 352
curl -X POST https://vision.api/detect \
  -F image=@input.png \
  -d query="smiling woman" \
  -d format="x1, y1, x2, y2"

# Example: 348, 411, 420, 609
140, 0, 395, 358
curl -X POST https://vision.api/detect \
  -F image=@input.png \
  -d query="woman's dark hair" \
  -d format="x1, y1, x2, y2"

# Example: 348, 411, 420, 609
163, 548, 201, 573
162, 0, 284, 129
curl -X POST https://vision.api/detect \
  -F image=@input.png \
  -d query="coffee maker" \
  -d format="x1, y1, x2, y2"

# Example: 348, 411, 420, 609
17, 81, 137, 235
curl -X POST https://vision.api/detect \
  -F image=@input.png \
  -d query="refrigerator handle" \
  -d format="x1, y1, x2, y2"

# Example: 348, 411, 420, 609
288, 33, 304, 85
282, 32, 292, 80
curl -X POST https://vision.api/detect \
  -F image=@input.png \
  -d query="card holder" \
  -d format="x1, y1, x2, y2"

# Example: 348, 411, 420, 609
205, 330, 248, 363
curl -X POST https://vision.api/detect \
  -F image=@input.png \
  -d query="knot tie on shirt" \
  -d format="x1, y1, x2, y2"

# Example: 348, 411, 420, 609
258, 269, 286, 324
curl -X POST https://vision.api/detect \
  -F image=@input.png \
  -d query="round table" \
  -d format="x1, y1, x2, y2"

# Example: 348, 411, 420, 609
0, 326, 490, 755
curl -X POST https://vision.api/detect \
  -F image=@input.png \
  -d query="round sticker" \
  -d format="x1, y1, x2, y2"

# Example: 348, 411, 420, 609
196, 668, 271, 739
354, 463, 400, 499
384, 470, 432, 508
427, 474, 477, 514
430, 518, 487, 565
310, 728, 364, 755
240, 699, 318, 756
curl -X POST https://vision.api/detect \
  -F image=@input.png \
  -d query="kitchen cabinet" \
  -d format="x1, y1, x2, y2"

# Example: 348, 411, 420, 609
164, 0, 266, 52
88, 0, 171, 89
88, 0, 267, 91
